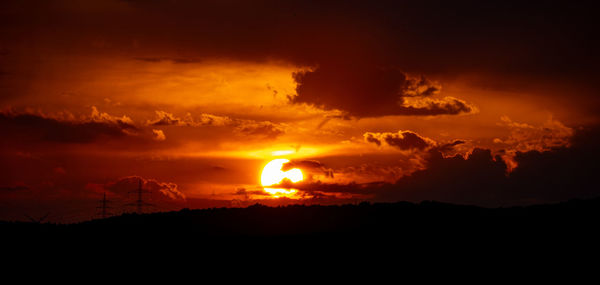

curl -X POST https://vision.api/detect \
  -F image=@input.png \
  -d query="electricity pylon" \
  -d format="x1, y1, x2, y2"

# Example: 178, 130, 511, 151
96, 192, 113, 219
126, 178, 153, 214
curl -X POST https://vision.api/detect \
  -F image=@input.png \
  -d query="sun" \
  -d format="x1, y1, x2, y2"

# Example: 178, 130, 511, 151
261, 159, 303, 187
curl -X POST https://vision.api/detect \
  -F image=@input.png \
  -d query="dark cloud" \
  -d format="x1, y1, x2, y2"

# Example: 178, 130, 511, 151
384, 132, 432, 150
493, 116, 574, 171
0, 111, 136, 144
365, 131, 467, 157
436, 140, 466, 152
288, 126, 600, 206
0, 185, 28, 191
101, 176, 186, 202
282, 159, 334, 179
383, 148, 509, 205
234, 187, 268, 197
364, 131, 436, 150
292, 65, 475, 117
398, 96, 476, 116
282, 160, 325, 170
495, 116, 573, 153
364, 134, 381, 146
277, 180, 386, 196
133, 57, 202, 64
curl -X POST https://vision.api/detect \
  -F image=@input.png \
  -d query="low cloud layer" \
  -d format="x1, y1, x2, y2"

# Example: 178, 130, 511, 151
286, 126, 599, 206
234, 121, 285, 139
147, 110, 285, 139
282, 159, 334, 181
96, 176, 186, 202
147, 111, 231, 127
0, 108, 137, 144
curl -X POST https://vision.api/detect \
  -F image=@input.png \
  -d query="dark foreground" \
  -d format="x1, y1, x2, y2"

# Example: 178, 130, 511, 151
4, 199, 598, 272
3, 203, 600, 273
3, 198, 600, 247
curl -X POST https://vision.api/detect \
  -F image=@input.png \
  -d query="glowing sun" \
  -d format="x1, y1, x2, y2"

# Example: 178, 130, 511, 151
261, 159, 303, 187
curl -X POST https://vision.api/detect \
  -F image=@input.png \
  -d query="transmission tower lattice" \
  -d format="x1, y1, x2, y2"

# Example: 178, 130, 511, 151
96, 192, 113, 219
126, 178, 153, 214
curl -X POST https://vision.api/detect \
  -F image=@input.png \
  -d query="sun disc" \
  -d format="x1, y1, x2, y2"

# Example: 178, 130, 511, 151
261, 158, 303, 187
286, 168, 303, 182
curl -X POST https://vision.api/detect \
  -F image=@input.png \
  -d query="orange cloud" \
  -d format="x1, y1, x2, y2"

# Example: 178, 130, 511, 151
495, 115, 574, 153
147, 111, 232, 127
152, 129, 166, 141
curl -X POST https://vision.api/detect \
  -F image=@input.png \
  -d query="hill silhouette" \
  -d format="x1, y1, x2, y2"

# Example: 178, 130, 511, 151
4, 199, 600, 264
4, 198, 600, 243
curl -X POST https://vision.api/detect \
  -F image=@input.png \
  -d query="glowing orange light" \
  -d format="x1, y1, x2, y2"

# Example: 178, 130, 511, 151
261, 159, 303, 187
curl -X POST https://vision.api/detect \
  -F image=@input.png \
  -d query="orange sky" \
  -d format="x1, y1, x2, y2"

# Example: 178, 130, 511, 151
1, 0, 599, 222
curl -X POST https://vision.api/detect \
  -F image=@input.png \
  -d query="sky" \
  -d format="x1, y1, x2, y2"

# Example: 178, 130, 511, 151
1, 0, 599, 222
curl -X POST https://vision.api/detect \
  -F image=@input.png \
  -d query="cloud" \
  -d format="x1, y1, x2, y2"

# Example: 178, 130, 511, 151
281, 149, 501, 204
281, 159, 334, 179
494, 116, 574, 171
147, 111, 232, 127
234, 121, 285, 139
364, 130, 437, 150
496, 115, 574, 153
0, 109, 138, 144
280, 148, 505, 202
277, 180, 386, 196
147, 110, 284, 138
133, 57, 202, 64
399, 96, 477, 116
102, 176, 186, 202
383, 148, 509, 205
152, 129, 166, 141
90, 106, 135, 129
364, 131, 467, 161
233, 187, 269, 198
291, 65, 476, 118
0, 185, 29, 192
436, 140, 466, 153
198, 114, 233, 127
335, 163, 415, 184
285, 126, 600, 206
146, 111, 185, 126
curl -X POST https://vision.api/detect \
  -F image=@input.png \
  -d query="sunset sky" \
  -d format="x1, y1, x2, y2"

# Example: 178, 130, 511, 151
1, 0, 599, 222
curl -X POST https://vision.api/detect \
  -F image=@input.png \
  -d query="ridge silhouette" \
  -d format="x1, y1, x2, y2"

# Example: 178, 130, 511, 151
4, 198, 600, 240
5, 198, 600, 260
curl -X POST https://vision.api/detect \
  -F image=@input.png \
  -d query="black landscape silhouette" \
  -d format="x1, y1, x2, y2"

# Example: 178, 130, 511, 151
4, 198, 600, 245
